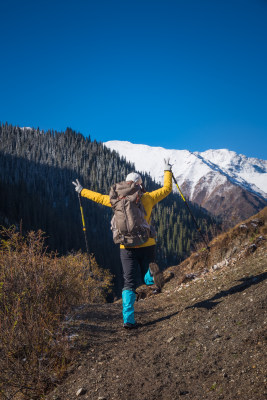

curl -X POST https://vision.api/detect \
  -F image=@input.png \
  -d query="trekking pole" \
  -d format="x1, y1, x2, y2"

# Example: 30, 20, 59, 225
172, 173, 210, 251
77, 193, 92, 273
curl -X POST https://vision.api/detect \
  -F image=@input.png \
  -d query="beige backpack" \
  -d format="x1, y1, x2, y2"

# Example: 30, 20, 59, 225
109, 181, 153, 247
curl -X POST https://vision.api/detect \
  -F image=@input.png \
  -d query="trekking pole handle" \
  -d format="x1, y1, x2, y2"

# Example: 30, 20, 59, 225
172, 173, 210, 251
78, 193, 86, 232
172, 174, 186, 202
78, 193, 91, 271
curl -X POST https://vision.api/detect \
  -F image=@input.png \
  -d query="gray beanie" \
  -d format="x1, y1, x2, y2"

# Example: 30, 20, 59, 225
126, 172, 142, 184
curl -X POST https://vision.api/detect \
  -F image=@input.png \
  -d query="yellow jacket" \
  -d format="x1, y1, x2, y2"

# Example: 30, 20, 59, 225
81, 170, 172, 248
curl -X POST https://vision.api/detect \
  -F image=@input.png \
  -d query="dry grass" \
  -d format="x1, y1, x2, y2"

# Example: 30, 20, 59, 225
0, 227, 113, 399
173, 206, 267, 278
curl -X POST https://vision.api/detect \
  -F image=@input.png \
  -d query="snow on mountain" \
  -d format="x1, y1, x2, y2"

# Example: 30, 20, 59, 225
104, 141, 267, 199
196, 149, 267, 198
104, 140, 267, 223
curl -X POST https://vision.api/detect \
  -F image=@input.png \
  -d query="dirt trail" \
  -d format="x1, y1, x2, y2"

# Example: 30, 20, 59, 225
47, 211, 267, 400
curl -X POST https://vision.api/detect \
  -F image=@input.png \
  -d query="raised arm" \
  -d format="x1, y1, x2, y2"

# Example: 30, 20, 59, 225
81, 188, 111, 207
147, 159, 172, 205
72, 179, 111, 207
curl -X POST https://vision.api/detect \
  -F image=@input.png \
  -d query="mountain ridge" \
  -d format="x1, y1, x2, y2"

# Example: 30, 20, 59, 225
104, 140, 267, 224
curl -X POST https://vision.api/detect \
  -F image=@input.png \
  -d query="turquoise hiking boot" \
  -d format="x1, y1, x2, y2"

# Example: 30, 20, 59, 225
122, 289, 136, 325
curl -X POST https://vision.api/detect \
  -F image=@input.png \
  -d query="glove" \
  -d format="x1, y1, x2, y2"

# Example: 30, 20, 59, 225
164, 158, 172, 171
72, 179, 83, 194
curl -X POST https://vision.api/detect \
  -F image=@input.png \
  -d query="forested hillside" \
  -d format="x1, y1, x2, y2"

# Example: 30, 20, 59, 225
0, 123, 219, 294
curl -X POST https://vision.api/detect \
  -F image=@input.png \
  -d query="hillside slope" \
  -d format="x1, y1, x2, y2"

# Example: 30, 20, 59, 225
47, 208, 267, 400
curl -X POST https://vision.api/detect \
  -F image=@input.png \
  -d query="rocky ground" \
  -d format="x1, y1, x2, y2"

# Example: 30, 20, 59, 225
46, 209, 267, 400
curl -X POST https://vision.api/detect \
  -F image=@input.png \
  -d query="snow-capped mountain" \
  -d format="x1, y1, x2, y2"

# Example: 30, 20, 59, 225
104, 141, 267, 224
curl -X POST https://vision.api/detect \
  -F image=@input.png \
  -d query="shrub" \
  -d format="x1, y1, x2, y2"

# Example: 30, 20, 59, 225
0, 227, 113, 399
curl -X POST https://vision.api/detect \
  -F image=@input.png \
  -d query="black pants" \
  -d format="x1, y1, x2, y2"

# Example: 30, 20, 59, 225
120, 245, 156, 291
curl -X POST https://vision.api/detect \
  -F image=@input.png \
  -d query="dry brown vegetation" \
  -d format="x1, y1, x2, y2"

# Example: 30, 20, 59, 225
172, 206, 267, 281
0, 227, 113, 399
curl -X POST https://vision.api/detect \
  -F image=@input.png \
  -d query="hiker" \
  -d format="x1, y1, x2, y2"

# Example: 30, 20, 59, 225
72, 159, 172, 329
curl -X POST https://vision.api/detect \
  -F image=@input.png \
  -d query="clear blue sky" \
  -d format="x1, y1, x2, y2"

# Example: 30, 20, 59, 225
0, 0, 266, 159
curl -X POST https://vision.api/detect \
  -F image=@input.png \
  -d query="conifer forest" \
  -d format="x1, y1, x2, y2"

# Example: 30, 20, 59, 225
0, 123, 220, 295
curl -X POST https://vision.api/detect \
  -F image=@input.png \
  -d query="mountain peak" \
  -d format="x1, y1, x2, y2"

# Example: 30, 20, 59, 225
104, 140, 267, 224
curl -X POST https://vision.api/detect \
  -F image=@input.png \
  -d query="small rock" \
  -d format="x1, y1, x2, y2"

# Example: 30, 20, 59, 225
98, 397, 107, 400
247, 244, 257, 254
212, 333, 221, 341
179, 390, 189, 395
256, 235, 265, 244
184, 273, 197, 281
167, 336, 175, 343
239, 224, 247, 229
76, 388, 87, 396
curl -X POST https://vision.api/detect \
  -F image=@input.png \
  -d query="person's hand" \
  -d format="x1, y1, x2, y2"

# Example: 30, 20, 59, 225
72, 179, 83, 194
164, 158, 172, 171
